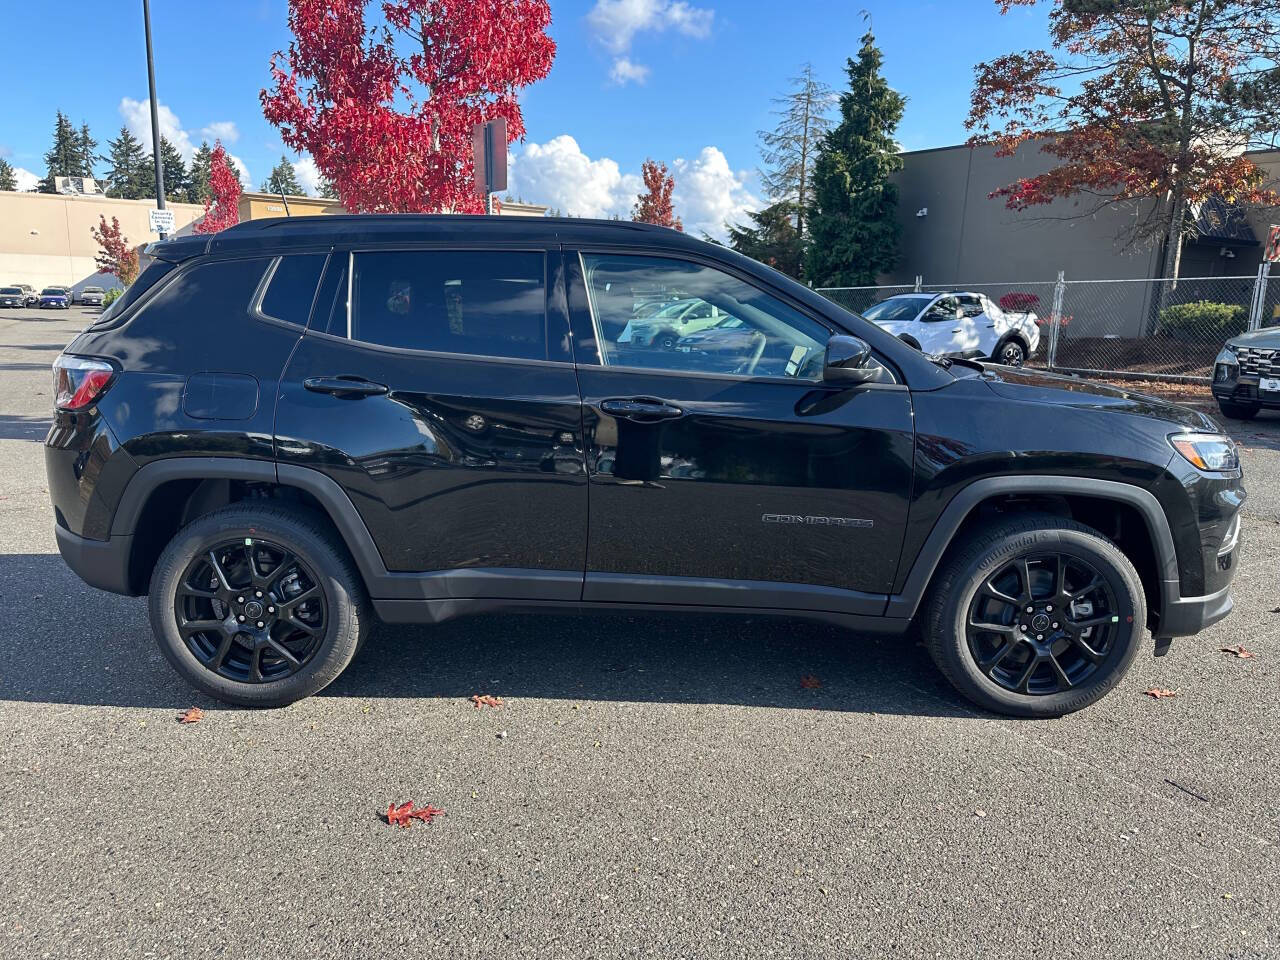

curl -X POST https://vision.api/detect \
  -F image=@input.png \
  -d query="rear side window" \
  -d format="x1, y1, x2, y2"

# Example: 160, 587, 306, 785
348, 250, 547, 361
139, 258, 273, 326
258, 254, 326, 327
91, 259, 177, 327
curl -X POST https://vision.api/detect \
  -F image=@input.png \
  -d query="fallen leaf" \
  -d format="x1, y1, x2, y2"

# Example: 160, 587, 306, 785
385, 801, 446, 828
1143, 688, 1178, 699
471, 694, 503, 709
1220, 645, 1257, 659
799, 675, 822, 689
176, 707, 203, 724
975, 809, 987, 818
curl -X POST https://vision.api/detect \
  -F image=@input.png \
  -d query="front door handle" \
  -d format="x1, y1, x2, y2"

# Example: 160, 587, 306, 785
600, 397, 684, 423
303, 376, 389, 398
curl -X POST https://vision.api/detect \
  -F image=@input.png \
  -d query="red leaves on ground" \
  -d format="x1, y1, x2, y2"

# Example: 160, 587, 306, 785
1143, 688, 1178, 700
799, 675, 822, 689
176, 707, 204, 724
1220, 645, 1257, 659
471, 694, 503, 709
385, 802, 446, 828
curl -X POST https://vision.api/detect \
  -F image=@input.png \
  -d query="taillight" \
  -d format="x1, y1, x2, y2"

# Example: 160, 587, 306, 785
53, 355, 116, 411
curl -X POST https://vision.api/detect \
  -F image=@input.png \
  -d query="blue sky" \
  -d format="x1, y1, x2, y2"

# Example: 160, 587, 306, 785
0, 0, 1051, 237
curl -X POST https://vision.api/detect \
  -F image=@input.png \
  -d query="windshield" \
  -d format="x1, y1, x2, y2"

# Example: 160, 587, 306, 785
862, 296, 932, 322
40, 288, 62, 296
1, 288, 20, 294
83, 287, 103, 293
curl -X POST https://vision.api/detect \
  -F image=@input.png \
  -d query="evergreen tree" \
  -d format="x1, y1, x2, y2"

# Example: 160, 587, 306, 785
154, 137, 190, 203
260, 155, 303, 196
727, 201, 805, 279
77, 122, 99, 178
0, 157, 17, 192
189, 141, 214, 205
758, 64, 834, 239
806, 32, 906, 287
104, 126, 150, 199
40, 110, 80, 192
319, 177, 340, 200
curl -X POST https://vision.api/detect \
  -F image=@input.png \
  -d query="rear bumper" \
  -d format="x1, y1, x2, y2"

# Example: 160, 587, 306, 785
54, 523, 136, 595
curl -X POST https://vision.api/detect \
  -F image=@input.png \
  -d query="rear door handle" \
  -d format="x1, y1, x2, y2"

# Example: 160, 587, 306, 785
600, 397, 684, 422
303, 376, 388, 398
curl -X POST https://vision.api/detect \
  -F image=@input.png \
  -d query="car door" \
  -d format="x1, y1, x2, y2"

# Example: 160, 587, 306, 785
565, 249, 915, 614
274, 245, 588, 603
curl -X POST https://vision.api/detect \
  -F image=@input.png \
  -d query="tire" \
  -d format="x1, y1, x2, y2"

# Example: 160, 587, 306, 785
148, 502, 370, 707
1216, 399, 1259, 421
657, 330, 678, 350
993, 337, 1027, 366
922, 512, 1145, 718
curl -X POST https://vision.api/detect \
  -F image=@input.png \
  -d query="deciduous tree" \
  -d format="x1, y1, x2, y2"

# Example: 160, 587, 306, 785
90, 215, 139, 286
194, 143, 242, 234
968, 0, 1280, 281
260, 0, 556, 213
632, 159, 682, 230
727, 201, 805, 277
806, 31, 906, 286
759, 65, 834, 239
261, 155, 303, 196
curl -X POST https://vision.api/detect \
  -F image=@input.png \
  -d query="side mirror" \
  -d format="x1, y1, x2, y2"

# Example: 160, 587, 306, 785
823, 335, 878, 385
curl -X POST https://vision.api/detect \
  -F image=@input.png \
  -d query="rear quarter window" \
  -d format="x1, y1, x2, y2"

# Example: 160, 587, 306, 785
137, 257, 274, 327
257, 254, 327, 327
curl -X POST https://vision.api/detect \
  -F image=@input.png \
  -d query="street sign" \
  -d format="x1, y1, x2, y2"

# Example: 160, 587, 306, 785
1266, 224, 1280, 263
149, 208, 175, 235
472, 116, 508, 202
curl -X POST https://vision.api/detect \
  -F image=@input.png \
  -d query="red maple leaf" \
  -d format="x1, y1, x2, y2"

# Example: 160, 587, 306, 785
1143, 688, 1178, 699
1220, 645, 1257, 659
471, 694, 503, 709
799, 675, 822, 689
176, 707, 204, 724
386, 801, 446, 828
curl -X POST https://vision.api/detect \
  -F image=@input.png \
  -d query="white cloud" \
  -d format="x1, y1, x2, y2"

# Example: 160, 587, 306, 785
508, 136, 755, 241
509, 135, 641, 219
199, 121, 240, 145
609, 57, 650, 85
12, 167, 39, 192
587, 0, 713, 83
227, 154, 252, 190
292, 155, 323, 196
672, 146, 759, 240
119, 97, 239, 161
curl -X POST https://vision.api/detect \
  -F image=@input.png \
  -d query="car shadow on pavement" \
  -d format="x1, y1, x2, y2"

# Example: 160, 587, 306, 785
0, 553, 968, 718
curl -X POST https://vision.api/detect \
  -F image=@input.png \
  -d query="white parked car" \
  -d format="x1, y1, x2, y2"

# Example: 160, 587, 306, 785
861, 291, 1040, 366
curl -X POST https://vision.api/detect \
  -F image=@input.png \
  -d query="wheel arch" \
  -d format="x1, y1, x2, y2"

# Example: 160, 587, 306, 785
888, 476, 1178, 625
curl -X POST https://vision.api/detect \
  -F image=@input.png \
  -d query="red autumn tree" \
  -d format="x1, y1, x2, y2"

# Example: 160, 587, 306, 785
632, 159, 682, 231
967, 0, 1280, 280
194, 142, 242, 234
260, 0, 555, 214
90, 216, 139, 286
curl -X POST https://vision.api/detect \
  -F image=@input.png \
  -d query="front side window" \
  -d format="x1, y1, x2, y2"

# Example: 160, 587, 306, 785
348, 250, 547, 361
581, 253, 829, 379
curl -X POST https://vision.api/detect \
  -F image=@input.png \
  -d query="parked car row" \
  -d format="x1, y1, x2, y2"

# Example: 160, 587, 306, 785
0, 283, 110, 309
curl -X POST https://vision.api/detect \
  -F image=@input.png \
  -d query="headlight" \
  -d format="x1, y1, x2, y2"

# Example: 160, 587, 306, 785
1214, 346, 1238, 367
1169, 432, 1239, 472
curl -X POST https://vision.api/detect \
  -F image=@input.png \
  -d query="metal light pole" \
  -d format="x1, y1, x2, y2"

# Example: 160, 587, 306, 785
142, 0, 167, 239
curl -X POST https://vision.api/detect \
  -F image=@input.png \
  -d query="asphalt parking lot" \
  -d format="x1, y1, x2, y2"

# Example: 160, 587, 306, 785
1, 305, 1278, 959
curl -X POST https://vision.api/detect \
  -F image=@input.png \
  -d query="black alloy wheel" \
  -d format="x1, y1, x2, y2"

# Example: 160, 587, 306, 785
998, 339, 1026, 366
966, 552, 1118, 696
174, 538, 328, 683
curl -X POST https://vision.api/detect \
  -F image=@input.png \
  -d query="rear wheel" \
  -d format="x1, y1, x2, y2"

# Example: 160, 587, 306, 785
148, 502, 369, 707
923, 513, 1145, 717
1216, 399, 1259, 420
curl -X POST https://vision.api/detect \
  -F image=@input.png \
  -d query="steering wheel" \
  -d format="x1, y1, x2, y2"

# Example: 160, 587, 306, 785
733, 331, 768, 376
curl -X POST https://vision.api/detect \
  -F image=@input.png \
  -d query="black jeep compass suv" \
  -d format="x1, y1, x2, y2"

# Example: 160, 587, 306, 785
46, 216, 1244, 717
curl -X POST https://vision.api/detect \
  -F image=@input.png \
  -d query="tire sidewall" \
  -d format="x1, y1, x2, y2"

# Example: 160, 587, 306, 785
149, 510, 361, 707
938, 527, 1144, 717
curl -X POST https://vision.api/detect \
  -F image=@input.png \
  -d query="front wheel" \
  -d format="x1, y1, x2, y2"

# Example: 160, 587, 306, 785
923, 513, 1145, 717
148, 502, 370, 707
993, 338, 1027, 366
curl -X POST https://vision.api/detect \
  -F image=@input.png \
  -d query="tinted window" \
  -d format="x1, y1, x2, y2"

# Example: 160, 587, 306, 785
581, 253, 830, 379
348, 250, 546, 360
92, 259, 177, 327
259, 254, 326, 327
0, 288, 20, 294
139, 258, 273, 326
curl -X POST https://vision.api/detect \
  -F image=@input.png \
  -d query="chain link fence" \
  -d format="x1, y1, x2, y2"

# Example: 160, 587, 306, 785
817, 264, 1277, 382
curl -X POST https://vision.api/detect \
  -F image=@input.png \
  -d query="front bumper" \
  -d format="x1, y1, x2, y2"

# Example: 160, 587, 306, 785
1156, 581, 1234, 637
55, 523, 135, 595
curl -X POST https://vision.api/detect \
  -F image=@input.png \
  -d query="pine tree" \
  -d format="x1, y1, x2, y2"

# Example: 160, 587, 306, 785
319, 177, 339, 200
104, 126, 150, 199
758, 65, 834, 239
727, 201, 805, 278
41, 111, 80, 192
0, 158, 17, 192
154, 137, 190, 203
260, 155, 303, 196
806, 32, 906, 287
77, 122, 99, 178
189, 141, 214, 204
